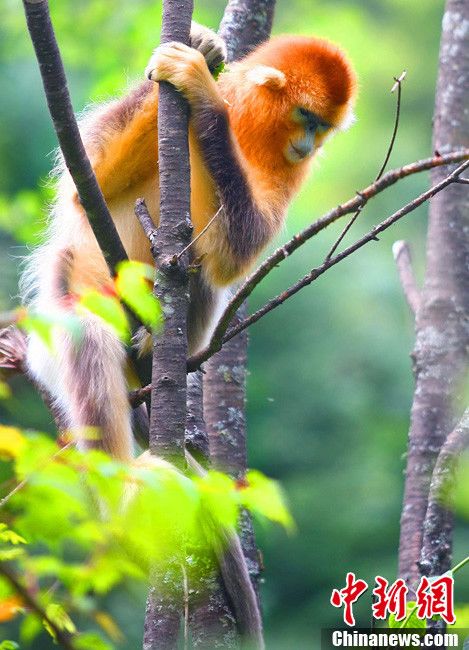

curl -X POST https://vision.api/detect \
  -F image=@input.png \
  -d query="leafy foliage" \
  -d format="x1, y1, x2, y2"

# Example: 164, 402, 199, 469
10, 260, 162, 354
115, 261, 163, 331
0, 428, 291, 647
0, 0, 451, 646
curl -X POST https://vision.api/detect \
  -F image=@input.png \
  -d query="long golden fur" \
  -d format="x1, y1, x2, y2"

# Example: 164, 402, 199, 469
23, 24, 356, 460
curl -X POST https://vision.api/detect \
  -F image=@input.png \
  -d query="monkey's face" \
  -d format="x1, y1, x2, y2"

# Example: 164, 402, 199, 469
228, 34, 357, 169
284, 106, 331, 164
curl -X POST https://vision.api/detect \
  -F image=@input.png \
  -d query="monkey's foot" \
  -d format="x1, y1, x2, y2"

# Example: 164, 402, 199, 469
189, 22, 226, 71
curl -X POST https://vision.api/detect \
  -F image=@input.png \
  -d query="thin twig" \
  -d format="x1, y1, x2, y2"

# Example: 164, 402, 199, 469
186, 150, 469, 372
324, 70, 406, 262
118, 161, 469, 401
177, 205, 224, 260
0, 563, 76, 650
129, 384, 152, 408
135, 198, 158, 242
219, 159, 469, 346
2, 153, 467, 383
377, 70, 406, 178
392, 240, 421, 315
181, 562, 189, 650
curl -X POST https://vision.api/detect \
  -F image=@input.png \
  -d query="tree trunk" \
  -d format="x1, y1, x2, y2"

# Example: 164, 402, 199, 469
143, 1, 193, 648
398, 0, 469, 589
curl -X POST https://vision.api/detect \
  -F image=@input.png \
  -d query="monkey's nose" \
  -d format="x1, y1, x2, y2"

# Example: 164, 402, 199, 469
290, 137, 314, 159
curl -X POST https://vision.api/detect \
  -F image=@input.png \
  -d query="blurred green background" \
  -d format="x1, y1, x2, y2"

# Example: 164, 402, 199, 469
2, 0, 466, 647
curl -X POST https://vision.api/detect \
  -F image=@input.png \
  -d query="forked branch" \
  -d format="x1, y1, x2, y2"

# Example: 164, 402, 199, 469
325, 70, 406, 262
187, 151, 469, 371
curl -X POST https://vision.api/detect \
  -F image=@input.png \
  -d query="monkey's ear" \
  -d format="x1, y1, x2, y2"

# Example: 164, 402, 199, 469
245, 65, 286, 89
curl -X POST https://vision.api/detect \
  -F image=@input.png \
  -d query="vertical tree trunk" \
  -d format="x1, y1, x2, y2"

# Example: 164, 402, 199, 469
398, 0, 469, 589
204, 303, 249, 479
199, 1, 276, 638
186, 370, 239, 647
219, 0, 275, 61
148, 0, 193, 467
143, 1, 193, 648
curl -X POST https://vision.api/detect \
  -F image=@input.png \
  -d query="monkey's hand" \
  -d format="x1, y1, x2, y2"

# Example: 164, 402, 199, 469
189, 22, 226, 72
146, 41, 221, 106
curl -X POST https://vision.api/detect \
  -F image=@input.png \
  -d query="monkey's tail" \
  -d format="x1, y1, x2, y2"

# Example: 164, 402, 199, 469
186, 451, 264, 649
24, 249, 134, 461
62, 317, 134, 460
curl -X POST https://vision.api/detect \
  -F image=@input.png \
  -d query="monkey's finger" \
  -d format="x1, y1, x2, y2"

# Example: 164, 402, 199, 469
145, 44, 205, 82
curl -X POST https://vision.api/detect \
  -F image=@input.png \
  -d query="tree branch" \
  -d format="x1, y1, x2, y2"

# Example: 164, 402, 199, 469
187, 153, 469, 370
324, 70, 406, 263
420, 408, 469, 578
4, 153, 466, 387
188, 4, 277, 648
392, 240, 421, 315
219, 0, 275, 60
0, 563, 76, 650
21, 0, 127, 273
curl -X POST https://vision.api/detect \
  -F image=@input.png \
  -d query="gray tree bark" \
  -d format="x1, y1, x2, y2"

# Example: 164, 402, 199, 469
398, 0, 469, 590
204, 0, 276, 597
143, 1, 193, 648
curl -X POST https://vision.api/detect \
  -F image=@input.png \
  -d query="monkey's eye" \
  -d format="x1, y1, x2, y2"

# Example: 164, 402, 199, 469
316, 121, 331, 134
298, 107, 310, 118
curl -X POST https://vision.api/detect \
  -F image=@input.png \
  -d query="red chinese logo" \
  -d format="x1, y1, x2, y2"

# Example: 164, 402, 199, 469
330, 572, 368, 626
372, 576, 408, 621
331, 573, 455, 627
415, 575, 455, 625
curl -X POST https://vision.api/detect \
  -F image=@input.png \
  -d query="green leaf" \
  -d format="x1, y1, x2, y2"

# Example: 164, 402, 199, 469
20, 614, 43, 645
0, 425, 27, 458
74, 632, 113, 650
0, 641, 20, 650
0, 381, 11, 399
212, 61, 225, 80
196, 471, 239, 531
115, 261, 163, 331
389, 601, 425, 629
0, 525, 27, 545
79, 290, 130, 342
241, 470, 295, 531
0, 548, 25, 561
17, 312, 54, 348
18, 310, 83, 350
451, 604, 469, 628
43, 603, 76, 640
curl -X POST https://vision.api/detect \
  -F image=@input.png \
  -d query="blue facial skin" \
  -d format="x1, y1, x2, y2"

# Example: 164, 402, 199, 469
287, 107, 331, 162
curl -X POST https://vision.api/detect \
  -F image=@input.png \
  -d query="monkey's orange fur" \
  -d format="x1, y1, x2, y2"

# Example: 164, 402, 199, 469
24, 28, 356, 460
65, 35, 356, 295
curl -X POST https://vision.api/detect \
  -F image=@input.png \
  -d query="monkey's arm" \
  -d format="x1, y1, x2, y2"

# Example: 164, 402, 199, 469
78, 23, 226, 203
147, 43, 281, 284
